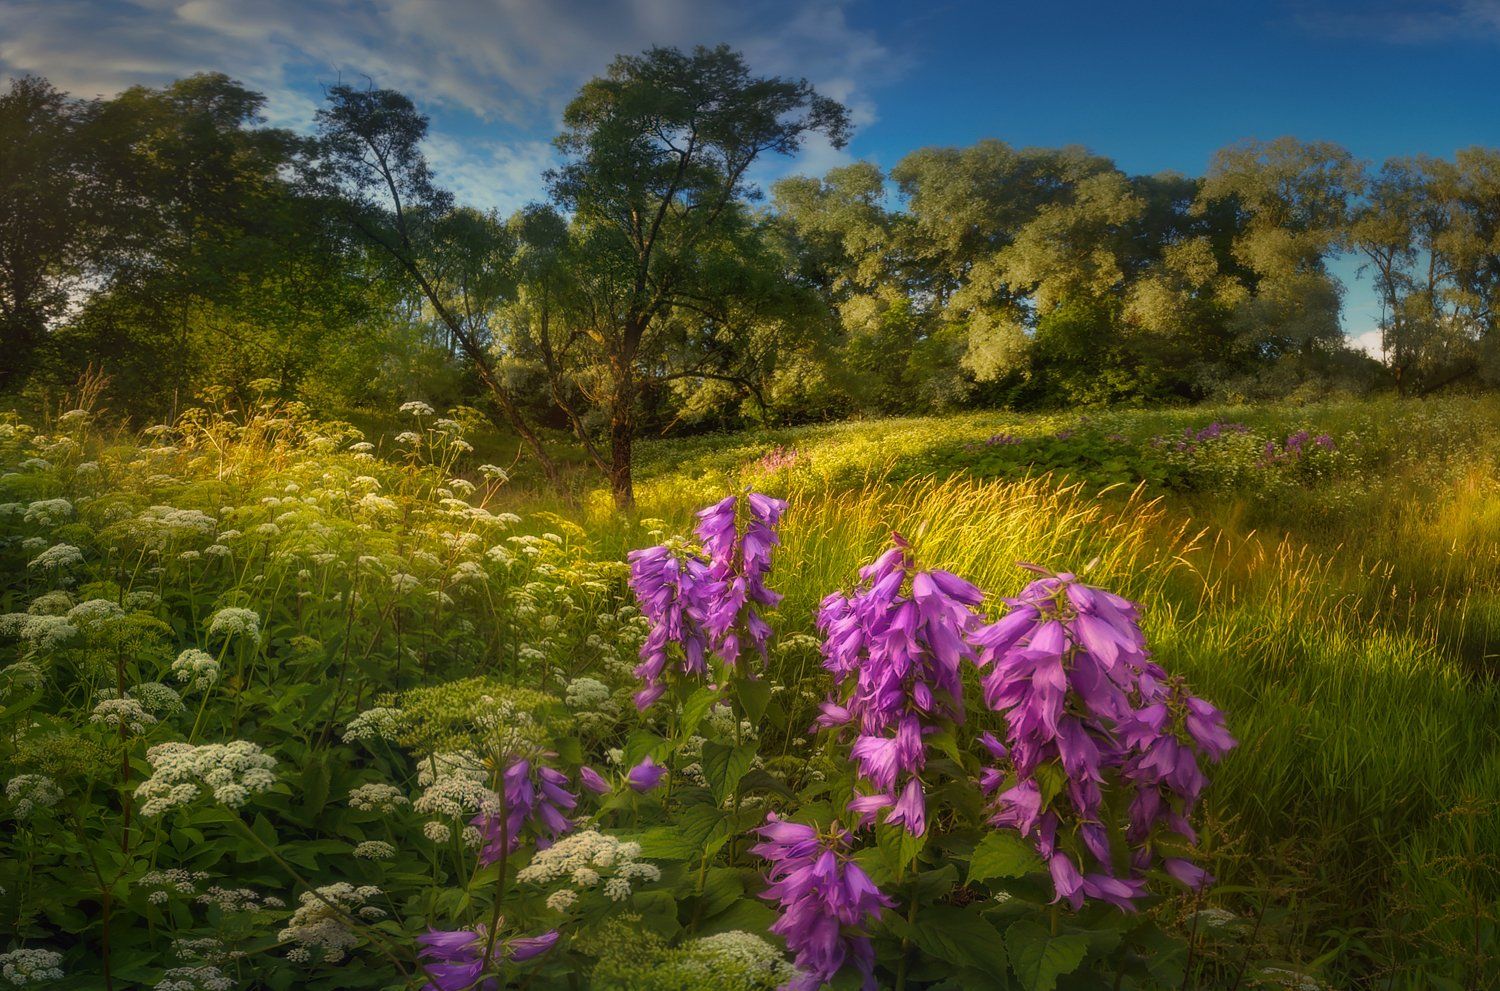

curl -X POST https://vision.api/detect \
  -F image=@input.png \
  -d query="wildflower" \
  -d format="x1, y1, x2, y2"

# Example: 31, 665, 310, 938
153, 965, 233, 991
6, 774, 63, 817
626, 756, 667, 793
90, 697, 157, 735
578, 766, 610, 794
750, 814, 893, 990
23, 499, 73, 526
399, 401, 435, 417
205, 608, 260, 642
27, 544, 83, 571
972, 566, 1234, 909
353, 840, 397, 860
278, 883, 383, 963
816, 534, 985, 835
626, 543, 713, 709
171, 649, 221, 692
471, 758, 577, 864
135, 741, 277, 816
0, 948, 64, 985
348, 782, 409, 814
694, 492, 785, 667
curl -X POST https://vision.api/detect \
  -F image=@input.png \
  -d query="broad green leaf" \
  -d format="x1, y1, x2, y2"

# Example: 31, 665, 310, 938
968, 831, 1042, 884
702, 740, 757, 804
736, 677, 772, 725
907, 904, 1009, 975
1005, 920, 1088, 991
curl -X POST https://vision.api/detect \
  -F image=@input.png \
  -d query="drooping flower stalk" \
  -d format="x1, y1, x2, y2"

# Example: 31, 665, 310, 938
816, 534, 985, 836
750, 814, 893, 991
972, 565, 1235, 909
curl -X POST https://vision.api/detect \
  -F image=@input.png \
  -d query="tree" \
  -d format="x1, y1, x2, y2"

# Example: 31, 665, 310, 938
0, 77, 96, 390
313, 84, 557, 480
1198, 138, 1363, 370
547, 43, 850, 506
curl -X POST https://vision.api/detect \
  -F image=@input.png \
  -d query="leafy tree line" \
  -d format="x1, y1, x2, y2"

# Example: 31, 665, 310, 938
4, 46, 1500, 504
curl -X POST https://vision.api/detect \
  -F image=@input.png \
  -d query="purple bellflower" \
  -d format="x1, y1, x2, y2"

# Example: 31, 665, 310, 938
972, 566, 1235, 909
816, 535, 986, 836
750, 814, 894, 991
472, 758, 577, 865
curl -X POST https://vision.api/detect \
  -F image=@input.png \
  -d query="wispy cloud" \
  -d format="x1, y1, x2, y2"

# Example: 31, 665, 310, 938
1293, 0, 1500, 44
0, 0, 895, 209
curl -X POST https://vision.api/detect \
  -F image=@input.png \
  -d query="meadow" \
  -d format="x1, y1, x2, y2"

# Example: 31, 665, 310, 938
2, 392, 1498, 991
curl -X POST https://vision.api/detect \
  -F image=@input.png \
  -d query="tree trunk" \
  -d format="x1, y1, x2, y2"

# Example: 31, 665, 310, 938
608, 361, 636, 509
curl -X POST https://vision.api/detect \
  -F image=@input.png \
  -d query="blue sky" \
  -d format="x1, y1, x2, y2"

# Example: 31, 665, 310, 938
5, 0, 1498, 351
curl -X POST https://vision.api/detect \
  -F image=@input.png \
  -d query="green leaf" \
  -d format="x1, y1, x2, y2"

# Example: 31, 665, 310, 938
968, 831, 1042, 884
906, 904, 1009, 974
300, 756, 331, 818
736, 677, 772, 725
680, 685, 721, 737
1005, 920, 1088, 991
701, 740, 757, 804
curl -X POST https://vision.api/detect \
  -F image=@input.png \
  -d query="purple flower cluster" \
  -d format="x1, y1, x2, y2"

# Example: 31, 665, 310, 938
751, 815, 893, 991
972, 567, 1235, 909
627, 493, 786, 709
472, 758, 577, 865
695, 493, 786, 668
416, 927, 559, 991
754, 445, 801, 473
815, 534, 986, 836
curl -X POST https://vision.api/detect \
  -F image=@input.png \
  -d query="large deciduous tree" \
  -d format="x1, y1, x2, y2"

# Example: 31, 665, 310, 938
0, 77, 97, 390
313, 84, 557, 480
546, 43, 850, 506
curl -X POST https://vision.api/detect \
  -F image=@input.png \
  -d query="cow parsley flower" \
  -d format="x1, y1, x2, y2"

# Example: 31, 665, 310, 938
152, 965, 232, 991
278, 883, 383, 963
353, 841, 396, 861
135, 741, 277, 816
348, 782, 408, 814
27, 544, 82, 571
172, 650, 221, 692
0, 947, 64, 985
90, 697, 157, 735
23, 499, 73, 526
205, 608, 260, 642
6, 775, 63, 817
399, 401, 435, 417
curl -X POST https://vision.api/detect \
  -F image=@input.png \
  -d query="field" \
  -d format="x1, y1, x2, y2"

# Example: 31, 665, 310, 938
2, 394, 1498, 990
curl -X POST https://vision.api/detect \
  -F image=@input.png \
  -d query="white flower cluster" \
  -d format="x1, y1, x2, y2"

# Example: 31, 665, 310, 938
27, 544, 82, 571
0, 614, 77, 650
197, 885, 284, 913
138, 869, 209, 904
277, 883, 385, 964
678, 931, 799, 988
413, 751, 496, 819
67, 599, 124, 627
135, 741, 277, 816
0, 948, 64, 985
347, 782, 408, 814
25, 591, 72, 616
23, 499, 73, 526
516, 830, 660, 903
172, 649, 221, 692
341, 707, 402, 743
128, 682, 185, 716
398, 401, 435, 417
153, 965, 232, 991
90, 697, 157, 735
5, 775, 63, 817
205, 608, 260, 641
564, 677, 611, 709
136, 506, 219, 545
352, 840, 396, 861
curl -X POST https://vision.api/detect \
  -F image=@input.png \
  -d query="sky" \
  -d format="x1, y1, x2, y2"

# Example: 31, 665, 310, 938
5, 0, 1500, 354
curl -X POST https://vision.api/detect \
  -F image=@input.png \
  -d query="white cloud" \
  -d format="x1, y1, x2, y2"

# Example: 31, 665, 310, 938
1348, 328, 1387, 360
1295, 0, 1500, 44
424, 134, 558, 216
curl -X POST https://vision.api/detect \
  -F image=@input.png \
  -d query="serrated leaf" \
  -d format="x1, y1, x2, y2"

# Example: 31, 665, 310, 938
1005, 920, 1088, 991
702, 740, 757, 804
907, 904, 1009, 974
969, 831, 1042, 884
